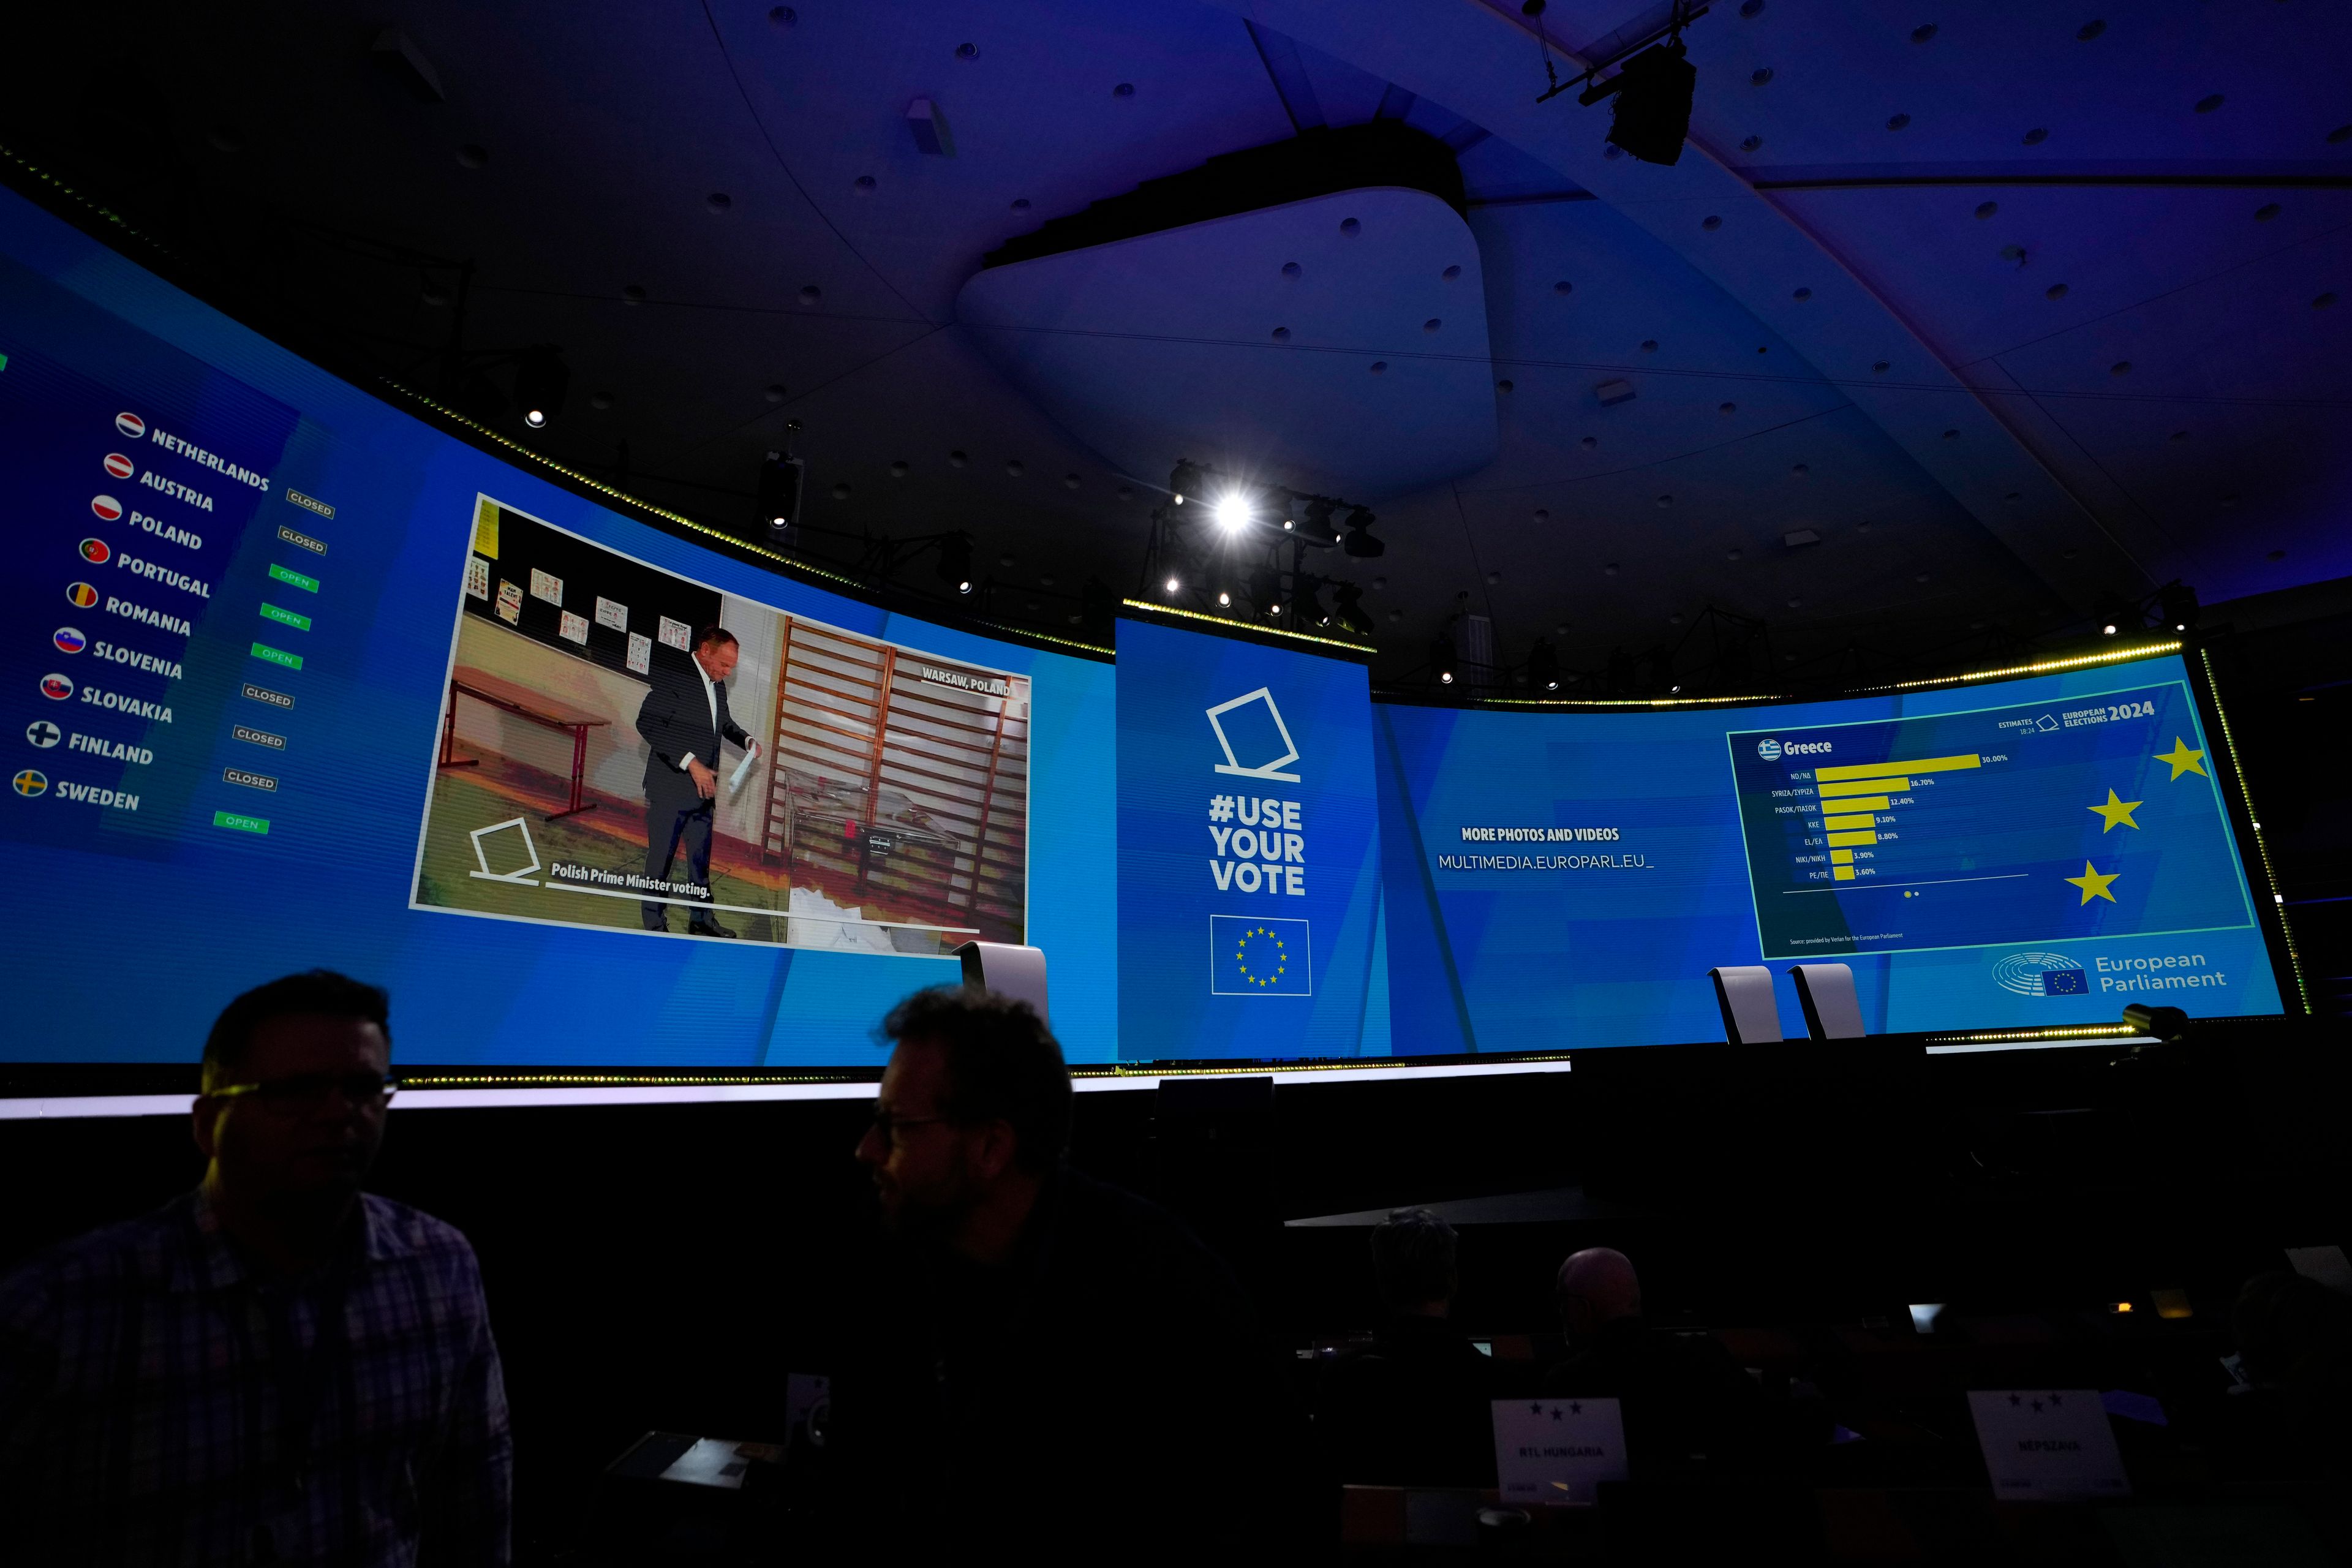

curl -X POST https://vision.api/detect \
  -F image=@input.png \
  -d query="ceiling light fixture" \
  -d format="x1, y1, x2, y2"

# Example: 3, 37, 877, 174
1573, 23, 1698, 165
1213, 491, 1254, 532
757, 432, 806, 535
937, 532, 975, 595
1169, 459, 1203, 505
1528, 638, 1561, 692
1342, 506, 1385, 558
513, 345, 571, 429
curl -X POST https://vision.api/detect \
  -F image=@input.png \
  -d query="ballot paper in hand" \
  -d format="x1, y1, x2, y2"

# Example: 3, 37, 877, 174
727, 742, 762, 793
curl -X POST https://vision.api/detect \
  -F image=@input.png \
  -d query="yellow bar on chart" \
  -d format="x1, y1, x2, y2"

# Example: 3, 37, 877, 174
1826, 829, 1877, 847
1819, 777, 1905, 799
1815, 753, 1981, 783
1833, 865, 1855, 881
1825, 795, 1890, 812
1822, 813, 1877, 831
1831, 848, 1854, 864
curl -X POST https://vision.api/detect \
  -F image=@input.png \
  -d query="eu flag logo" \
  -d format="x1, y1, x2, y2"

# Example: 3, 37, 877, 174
2041, 968, 2087, 996
1210, 915, 1313, 997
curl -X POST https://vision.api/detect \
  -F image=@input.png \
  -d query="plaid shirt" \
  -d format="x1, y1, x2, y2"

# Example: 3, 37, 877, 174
0, 1186, 510, 1566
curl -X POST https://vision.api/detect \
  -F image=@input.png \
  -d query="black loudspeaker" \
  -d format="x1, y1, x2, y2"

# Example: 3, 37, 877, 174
757, 451, 806, 538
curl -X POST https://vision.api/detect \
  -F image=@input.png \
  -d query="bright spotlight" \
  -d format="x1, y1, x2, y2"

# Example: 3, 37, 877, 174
1213, 493, 1252, 532
523, 409, 548, 429
1217, 590, 1232, 606
2102, 622, 2118, 636
1439, 671, 1454, 685
1164, 576, 1180, 594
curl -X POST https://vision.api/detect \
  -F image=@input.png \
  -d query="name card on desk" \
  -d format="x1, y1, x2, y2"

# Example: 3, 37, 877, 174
1967, 1390, 2129, 1501
1491, 1398, 1628, 1507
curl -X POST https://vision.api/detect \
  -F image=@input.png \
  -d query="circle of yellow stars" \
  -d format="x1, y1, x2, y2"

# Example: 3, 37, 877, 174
1234, 925, 1289, 988
2065, 737, 2204, 906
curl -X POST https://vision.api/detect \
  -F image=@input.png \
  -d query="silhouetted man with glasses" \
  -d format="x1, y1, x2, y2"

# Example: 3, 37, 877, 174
0, 970, 511, 1564
827, 986, 1297, 1558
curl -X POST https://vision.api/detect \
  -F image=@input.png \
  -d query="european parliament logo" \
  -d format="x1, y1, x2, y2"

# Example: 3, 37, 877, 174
1994, 952, 2087, 997
1211, 914, 1312, 996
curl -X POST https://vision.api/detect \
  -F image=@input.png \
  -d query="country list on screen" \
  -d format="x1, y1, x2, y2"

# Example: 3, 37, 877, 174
4, 374, 312, 841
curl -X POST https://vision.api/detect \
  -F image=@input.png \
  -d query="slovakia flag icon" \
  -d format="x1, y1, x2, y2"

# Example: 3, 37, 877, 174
41, 674, 74, 701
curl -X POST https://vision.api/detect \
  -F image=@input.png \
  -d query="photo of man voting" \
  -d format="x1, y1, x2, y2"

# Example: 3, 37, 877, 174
637, 624, 763, 935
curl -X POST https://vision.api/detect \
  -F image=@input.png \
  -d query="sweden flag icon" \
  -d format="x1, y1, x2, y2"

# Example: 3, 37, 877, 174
1211, 915, 1313, 997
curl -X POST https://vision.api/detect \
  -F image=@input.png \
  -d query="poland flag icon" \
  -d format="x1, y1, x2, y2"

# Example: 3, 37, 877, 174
115, 411, 146, 439
104, 453, 134, 480
91, 494, 123, 521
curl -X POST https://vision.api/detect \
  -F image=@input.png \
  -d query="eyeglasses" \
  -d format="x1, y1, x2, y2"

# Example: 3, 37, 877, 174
207, 1073, 399, 1114
867, 1108, 952, 1148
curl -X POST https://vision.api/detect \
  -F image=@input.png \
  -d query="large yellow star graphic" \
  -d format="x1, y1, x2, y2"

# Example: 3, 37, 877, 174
2066, 861, 2121, 905
2087, 788, 2143, 832
2154, 737, 2207, 781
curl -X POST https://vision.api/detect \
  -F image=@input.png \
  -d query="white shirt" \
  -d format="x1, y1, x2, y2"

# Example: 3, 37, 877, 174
677, 655, 720, 770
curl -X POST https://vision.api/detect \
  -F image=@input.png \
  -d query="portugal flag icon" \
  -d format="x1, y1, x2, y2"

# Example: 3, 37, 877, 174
104, 452, 135, 480
40, 674, 73, 701
91, 494, 123, 522
67, 582, 99, 608
12, 770, 47, 799
53, 627, 87, 655
115, 411, 146, 439
80, 538, 110, 564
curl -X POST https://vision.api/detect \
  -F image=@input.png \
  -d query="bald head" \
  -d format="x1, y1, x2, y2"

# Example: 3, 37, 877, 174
1556, 1248, 1642, 1341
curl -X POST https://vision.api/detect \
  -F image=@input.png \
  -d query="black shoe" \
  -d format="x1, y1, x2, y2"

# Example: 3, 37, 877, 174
688, 918, 738, 939
643, 912, 670, 932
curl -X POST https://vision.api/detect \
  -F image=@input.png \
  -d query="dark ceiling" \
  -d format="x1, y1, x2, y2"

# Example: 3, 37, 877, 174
3, 0, 2346, 688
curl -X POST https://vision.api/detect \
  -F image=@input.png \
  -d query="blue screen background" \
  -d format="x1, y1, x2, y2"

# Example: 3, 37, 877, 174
0, 187, 1117, 1069
1376, 661, 2284, 1052
0, 186, 2290, 1070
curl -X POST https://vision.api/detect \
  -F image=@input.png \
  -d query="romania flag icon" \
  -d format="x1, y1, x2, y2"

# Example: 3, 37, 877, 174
67, 582, 99, 608
1210, 914, 1313, 997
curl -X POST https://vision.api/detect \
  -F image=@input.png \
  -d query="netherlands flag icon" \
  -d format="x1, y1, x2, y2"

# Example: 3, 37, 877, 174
53, 628, 88, 655
104, 452, 135, 480
67, 582, 99, 608
116, 412, 145, 439
80, 538, 110, 564
41, 674, 74, 701
91, 494, 123, 522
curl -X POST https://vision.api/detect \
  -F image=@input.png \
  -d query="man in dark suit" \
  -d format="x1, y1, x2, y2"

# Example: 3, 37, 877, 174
635, 625, 760, 935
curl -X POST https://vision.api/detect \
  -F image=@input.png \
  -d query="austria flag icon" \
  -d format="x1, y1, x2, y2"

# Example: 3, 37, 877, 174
53, 628, 88, 655
115, 412, 145, 439
91, 494, 123, 522
104, 453, 134, 480
80, 538, 111, 564
41, 674, 74, 701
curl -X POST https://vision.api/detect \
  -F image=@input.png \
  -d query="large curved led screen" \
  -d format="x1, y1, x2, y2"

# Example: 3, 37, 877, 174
0, 181, 2292, 1074
0, 186, 1114, 1070
1375, 660, 2285, 1054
